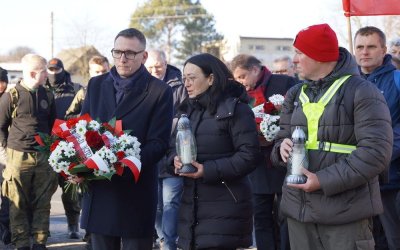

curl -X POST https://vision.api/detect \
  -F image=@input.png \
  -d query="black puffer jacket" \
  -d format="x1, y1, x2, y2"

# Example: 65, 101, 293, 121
158, 64, 188, 178
169, 85, 260, 249
164, 64, 187, 116
271, 47, 393, 225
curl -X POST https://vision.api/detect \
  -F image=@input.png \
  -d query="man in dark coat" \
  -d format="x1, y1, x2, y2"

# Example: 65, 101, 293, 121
231, 54, 295, 250
80, 28, 173, 250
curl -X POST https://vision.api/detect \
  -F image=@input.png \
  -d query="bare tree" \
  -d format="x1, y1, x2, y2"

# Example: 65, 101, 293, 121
0, 46, 35, 62
383, 16, 400, 42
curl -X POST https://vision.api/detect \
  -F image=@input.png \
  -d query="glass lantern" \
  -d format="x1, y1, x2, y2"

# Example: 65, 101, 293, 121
286, 126, 309, 184
176, 114, 197, 173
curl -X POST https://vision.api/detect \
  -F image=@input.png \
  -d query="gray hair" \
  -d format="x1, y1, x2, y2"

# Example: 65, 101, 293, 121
147, 49, 167, 62
390, 37, 400, 47
273, 55, 293, 65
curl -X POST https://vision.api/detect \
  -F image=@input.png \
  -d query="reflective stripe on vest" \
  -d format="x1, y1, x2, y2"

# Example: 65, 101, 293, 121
299, 75, 356, 154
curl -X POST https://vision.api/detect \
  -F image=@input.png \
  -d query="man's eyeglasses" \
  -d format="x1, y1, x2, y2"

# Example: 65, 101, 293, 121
272, 69, 289, 74
111, 49, 144, 60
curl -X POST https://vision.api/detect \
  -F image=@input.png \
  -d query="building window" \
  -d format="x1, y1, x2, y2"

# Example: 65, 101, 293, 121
255, 45, 265, 51
276, 45, 291, 51
248, 45, 254, 50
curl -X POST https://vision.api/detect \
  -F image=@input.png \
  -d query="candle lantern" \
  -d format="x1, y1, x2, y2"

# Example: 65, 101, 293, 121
176, 114, 197, 173
286, 126, 308, 184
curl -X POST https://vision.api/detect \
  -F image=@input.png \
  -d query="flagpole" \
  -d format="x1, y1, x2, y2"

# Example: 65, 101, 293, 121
346, 16, 354, 55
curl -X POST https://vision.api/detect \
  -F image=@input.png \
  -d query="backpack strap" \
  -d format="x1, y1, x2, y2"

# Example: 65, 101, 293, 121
9, 87, 19, 119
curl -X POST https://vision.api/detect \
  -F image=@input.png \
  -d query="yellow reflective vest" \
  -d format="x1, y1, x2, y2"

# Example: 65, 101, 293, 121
299, 75, 356, 154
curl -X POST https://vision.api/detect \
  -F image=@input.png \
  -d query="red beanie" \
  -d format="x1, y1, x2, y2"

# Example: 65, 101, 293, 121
293, 23, 339, 62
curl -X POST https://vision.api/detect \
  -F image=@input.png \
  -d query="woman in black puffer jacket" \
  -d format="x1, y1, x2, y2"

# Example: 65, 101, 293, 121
168, 53, 260, 250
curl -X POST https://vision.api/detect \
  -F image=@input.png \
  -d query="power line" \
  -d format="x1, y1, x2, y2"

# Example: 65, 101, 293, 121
137, 5, 204, 12
131, 14, 211, 20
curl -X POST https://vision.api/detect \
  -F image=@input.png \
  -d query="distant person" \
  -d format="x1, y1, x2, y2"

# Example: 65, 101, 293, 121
169, 53, 260, 250
272, 55, 296, 78
45, 58, 81, 239
0, 67, 8, 97
389, 38, 400, 69
145, 49, 187, 250
0, 54, 58, 250
65, 55, 110, 119
230, 54, 295, 250
0, 67, 11, 246
354, 26, 400, 250
80, 28, 173, 250
271, 23, 392, 250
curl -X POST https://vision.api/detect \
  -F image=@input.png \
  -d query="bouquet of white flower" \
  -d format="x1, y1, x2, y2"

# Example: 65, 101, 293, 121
260, 114, 280, 142
35, 114, 142, 199
251, 94, 284, 142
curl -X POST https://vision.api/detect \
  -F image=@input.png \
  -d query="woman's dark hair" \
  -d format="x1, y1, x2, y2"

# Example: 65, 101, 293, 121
184, 53, 244, 114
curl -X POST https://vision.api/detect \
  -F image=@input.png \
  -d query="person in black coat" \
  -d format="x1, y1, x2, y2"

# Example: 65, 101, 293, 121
169, 53, 260, 250
231, 54, 296, 250
80, 28, 173, 250
146, 49, 187, 250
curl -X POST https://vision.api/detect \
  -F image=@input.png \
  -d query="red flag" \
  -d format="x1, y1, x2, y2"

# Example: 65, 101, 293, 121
343, 0, 400, 16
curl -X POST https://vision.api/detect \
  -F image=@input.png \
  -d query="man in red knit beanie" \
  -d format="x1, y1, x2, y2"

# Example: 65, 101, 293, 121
270, 23, 392, 250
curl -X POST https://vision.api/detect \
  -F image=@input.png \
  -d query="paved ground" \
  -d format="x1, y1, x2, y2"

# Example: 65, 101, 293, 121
0, 187, 257, 249
0, 187, 87, 250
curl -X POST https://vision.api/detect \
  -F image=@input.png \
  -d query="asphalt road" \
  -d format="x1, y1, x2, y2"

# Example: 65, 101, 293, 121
1, 188, 255, 250
0, 187, 86, 249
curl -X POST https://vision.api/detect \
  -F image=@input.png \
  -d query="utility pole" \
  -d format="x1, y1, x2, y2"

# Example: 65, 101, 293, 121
50, 11, 54, 58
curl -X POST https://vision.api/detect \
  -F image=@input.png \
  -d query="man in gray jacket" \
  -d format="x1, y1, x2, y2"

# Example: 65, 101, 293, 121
271, 23, 393, 250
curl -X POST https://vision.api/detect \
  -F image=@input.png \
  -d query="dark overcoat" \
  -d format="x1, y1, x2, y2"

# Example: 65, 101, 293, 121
80, 68, 173, 237
249, 74, 296, 194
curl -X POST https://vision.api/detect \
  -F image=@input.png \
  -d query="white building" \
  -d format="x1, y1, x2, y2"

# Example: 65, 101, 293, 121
222, 36, 294, 68
0, 62, 23, 86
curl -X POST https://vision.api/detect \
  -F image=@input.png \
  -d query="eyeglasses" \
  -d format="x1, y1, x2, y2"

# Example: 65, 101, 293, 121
272, 69, 289, 74
111, 49, 144, 60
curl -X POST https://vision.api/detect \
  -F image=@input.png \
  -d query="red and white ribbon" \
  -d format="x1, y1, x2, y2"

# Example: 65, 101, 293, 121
120, 156, 142, 183
66, 131, 93, 160
101, 131, 116, 148
84, 154, 110, 173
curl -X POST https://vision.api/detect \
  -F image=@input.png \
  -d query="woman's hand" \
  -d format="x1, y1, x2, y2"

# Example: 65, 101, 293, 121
280, 138, 293, 163
174, 156, 204, 179
174, 155, 183, 171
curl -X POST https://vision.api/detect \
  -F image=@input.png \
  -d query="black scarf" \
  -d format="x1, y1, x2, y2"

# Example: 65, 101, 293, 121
110, 65, 145, 104
48, 71, 66, 86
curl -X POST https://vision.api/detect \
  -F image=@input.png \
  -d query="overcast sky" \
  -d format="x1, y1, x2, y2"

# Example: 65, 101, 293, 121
0, 0, 388, 60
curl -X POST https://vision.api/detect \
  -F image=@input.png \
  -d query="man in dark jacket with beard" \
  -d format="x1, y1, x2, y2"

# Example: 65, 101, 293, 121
45, 58, 81, 239
145, 49, 187, 250
271, 23, 392, 250
354, 26, 400, 250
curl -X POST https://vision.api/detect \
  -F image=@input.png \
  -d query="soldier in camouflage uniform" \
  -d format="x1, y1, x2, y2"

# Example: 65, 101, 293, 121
0, 67, 11, 246
0, 54, 58, 250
